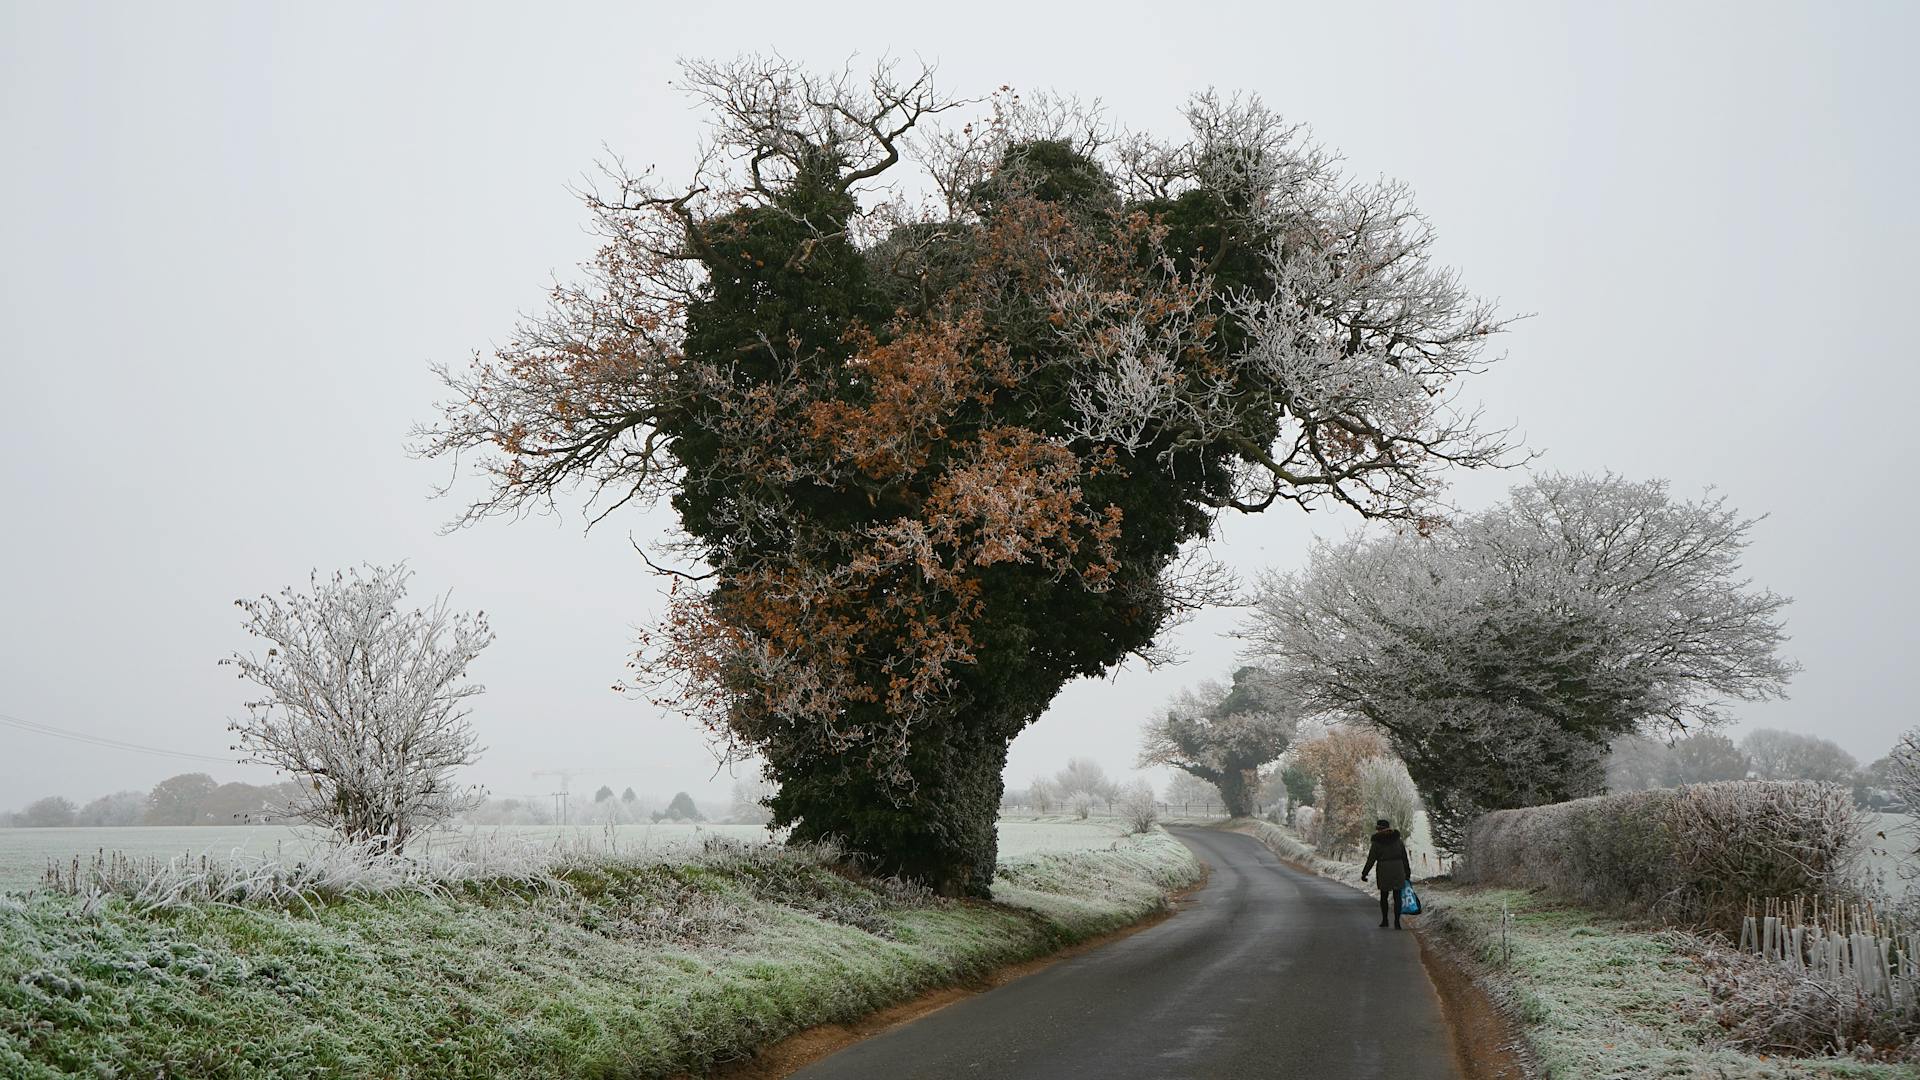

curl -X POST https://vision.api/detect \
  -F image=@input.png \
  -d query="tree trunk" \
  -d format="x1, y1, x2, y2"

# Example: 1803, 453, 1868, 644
772, 715, 1010, 898
1215, 767, 1259, 818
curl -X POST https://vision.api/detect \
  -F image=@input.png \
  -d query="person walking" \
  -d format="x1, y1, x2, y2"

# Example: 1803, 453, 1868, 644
1360, 818, 1411, 929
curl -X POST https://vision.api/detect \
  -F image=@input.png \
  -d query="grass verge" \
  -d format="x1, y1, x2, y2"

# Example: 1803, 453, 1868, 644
1419, 886, 1915, 1079
0, 831, 1200, 1079
1233, 818, 1369, 887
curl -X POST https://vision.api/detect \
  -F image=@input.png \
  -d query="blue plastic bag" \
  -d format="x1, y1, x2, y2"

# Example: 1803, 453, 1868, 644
1399, 882, 1422, 916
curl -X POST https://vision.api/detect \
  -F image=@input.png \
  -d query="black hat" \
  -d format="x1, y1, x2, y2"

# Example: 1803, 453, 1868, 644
1375, 819, 1391, 829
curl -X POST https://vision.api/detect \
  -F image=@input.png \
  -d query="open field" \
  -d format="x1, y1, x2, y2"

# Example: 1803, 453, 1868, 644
1859, 811, 1916, 895
0, 817, 1145, 894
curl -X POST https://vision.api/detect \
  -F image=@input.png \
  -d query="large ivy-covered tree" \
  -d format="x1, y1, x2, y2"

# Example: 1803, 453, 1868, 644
417, 58, 1512, 894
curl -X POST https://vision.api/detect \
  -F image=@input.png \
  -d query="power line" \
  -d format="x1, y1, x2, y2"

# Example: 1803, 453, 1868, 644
0, 711, 237, 765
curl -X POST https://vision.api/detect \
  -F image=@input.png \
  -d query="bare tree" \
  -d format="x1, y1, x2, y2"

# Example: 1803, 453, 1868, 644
1606, 733, 1672, 792
222, 564, 492, 853
1025, 777, 1062, 815
1610, 731, 1757, 791
1117, 779, 1160, 833
76, 790, 147, 827
1054, 758, 1117, 817
1138, 666, 1298, 817
730, 773, 776, 825
16, 796, 76, 828
1663, 731, 1752, 785
1163, 770, 1222, 813
1246, 473, 1796, 851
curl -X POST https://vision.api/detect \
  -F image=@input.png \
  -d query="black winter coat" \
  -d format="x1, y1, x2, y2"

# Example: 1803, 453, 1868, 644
1362, 828, 1411, 892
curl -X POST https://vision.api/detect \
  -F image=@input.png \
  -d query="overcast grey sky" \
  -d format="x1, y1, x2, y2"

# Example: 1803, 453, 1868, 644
3, 1, 1916, 811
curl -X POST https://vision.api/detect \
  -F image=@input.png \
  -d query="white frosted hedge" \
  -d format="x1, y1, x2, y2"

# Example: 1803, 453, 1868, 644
1460, 780, 1860, 931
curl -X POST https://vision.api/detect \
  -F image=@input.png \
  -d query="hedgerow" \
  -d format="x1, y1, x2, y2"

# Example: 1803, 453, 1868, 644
1460, 781, 1861, 932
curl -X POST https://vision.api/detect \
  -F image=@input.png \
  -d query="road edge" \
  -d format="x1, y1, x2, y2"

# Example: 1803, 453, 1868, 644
1224, 819, 1537, 1080
704, 867, 1211, 1080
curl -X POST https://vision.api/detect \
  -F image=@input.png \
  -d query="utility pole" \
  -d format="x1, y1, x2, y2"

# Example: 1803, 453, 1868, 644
532, 768, 632, 825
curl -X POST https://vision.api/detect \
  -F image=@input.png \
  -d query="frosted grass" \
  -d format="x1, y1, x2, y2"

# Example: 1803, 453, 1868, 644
2, 817, 1136, 893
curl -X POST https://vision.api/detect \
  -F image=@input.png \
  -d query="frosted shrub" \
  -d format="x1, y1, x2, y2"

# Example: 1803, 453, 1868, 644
1118, 780, 1160, 834
1461, 781, 1861, 931
1356, 756, 1420, 835
1294, 805, 1322, 848
223, 564, 492, 852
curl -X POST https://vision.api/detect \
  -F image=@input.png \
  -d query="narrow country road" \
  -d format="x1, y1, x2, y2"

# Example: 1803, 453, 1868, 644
792, 826, 1462, 1080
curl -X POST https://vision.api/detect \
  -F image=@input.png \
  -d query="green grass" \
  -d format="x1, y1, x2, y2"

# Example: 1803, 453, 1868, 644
0, 830, 1201, 1078
1422, 884, 1915, 1079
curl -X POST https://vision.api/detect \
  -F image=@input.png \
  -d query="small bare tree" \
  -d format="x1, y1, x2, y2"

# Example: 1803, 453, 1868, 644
729, 773, 776, 826
1030, 778, 1062, 815
1118, 779, 1160, 834
223, 564, 492, 853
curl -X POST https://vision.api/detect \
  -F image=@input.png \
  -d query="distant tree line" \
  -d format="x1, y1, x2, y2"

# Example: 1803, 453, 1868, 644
1004, 759, 1121, 818
0, 772, 303, 829
463, 787, 732, 827
3, 774, 753, 831
1607, 727, 1905, 811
